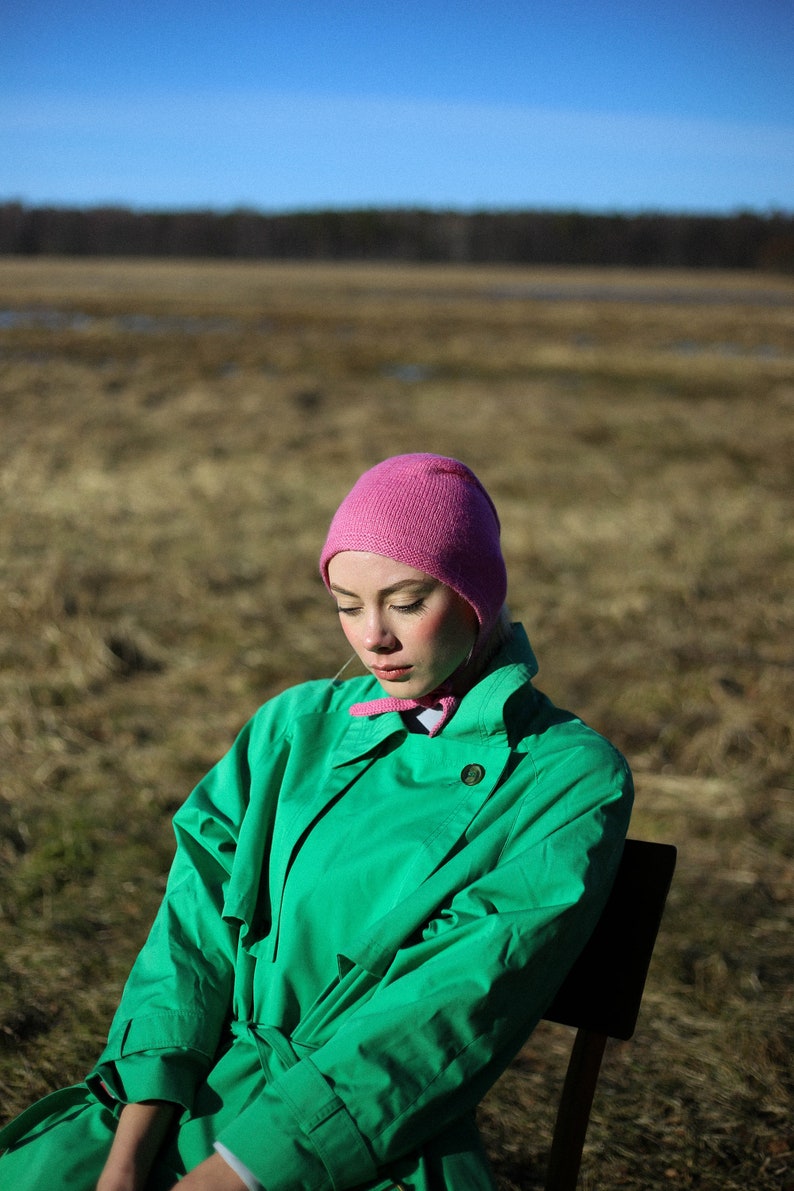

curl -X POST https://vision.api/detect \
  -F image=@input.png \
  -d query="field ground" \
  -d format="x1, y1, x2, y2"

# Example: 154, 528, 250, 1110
0, 258, 792, 1188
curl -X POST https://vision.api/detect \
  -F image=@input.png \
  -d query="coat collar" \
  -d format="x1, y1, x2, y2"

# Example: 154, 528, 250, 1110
329, 623, 539, 768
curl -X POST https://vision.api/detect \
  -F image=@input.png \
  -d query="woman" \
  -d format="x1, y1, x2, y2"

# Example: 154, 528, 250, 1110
0, 453, 633, 1191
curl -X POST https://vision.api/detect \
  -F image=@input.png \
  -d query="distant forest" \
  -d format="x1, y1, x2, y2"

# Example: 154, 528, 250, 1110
1, 202, 793, 270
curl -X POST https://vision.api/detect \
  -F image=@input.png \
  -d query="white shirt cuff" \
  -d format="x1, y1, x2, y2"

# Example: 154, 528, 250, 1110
214, 1141, 263, 1191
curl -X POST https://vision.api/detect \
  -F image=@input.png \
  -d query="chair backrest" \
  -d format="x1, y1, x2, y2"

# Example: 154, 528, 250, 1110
541, 837, 677, 1191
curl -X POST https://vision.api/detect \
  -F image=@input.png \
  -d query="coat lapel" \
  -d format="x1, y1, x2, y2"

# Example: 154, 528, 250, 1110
228, 625, 539, 957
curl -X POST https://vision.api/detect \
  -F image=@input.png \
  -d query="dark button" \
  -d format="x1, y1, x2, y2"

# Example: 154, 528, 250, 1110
460, 763, 486, 786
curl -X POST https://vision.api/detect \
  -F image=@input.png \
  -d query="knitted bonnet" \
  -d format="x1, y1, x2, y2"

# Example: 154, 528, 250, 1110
320, 454, 508, 734
320, 453, 507, 644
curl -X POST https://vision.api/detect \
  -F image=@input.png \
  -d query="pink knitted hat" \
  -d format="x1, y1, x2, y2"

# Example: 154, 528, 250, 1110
320, 453, 507, 643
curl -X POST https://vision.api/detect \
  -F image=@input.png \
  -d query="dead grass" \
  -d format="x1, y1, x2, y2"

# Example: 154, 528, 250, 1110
1, 258, 793, 1187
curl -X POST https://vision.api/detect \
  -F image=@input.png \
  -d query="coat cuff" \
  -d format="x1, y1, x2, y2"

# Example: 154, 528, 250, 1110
90, 1050, 207, 1111
91, 1011, 217, 1111
103, 1011, 218, 1060
217, 1058, 379, 1191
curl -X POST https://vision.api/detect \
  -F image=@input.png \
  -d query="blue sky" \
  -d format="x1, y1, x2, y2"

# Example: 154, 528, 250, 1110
2, 0, 792, 213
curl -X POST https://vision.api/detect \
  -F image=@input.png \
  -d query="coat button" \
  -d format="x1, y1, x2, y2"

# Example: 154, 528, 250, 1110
460, 763, 486, 786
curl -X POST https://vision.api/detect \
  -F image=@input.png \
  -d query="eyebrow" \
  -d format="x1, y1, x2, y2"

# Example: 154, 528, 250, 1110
329, 579, 435, 599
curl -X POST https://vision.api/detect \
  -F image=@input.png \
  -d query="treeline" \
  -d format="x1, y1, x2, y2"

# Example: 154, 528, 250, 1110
1, 202, 793, 270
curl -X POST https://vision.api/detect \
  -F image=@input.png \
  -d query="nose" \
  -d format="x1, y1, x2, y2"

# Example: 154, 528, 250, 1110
362, 612, 397, 652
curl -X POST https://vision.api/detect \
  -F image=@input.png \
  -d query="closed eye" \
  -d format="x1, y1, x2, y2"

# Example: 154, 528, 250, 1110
336, 598, 424, 616
393, 599, 425, 614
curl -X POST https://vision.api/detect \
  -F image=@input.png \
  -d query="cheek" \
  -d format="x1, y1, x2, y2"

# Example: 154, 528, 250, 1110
409, 616, 437, 646
423, 609, 475, 658
337, 617, 358, 650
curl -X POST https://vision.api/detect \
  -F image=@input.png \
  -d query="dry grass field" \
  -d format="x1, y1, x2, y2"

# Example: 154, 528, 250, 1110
1, 257, 792, 1188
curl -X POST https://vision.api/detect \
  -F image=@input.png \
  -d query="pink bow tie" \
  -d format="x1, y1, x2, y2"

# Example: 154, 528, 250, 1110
348, 691, 459, 737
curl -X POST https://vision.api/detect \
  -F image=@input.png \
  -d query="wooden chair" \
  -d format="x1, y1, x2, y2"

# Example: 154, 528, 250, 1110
541, 838, 677, 1191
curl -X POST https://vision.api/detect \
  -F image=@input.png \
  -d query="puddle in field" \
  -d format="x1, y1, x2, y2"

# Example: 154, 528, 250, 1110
0, 308, 93, 332
0, 309, 241, 334
1, 295, 789, 368
381, 363, 435, 382
486, 282, 794, 307
669, 340, 782, 358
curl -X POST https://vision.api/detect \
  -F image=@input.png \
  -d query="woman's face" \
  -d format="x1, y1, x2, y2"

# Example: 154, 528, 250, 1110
327, 551, 478, 698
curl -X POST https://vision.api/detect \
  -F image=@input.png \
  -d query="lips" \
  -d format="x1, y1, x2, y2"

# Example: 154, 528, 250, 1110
371, 664, 413, 681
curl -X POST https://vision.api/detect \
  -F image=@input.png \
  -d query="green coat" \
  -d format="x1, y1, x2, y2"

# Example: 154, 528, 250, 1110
0, 626, 633, 1190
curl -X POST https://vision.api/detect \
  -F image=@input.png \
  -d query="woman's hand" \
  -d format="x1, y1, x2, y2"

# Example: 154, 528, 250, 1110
168, 1151, 248, 1191
96, 1101, 175, 1191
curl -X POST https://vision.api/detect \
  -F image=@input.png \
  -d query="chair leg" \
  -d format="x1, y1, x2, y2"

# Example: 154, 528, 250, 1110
544, 1028, 608, 1191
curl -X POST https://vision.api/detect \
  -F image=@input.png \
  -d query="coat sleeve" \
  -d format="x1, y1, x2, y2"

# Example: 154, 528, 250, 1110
217, 738, 634, 1191
90, 712, 276, 1109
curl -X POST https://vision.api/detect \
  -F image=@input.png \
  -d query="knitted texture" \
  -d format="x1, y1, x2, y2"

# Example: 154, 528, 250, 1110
320, 453, 507, 637
347, 691, 458, 737
320, 454, 507, 734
